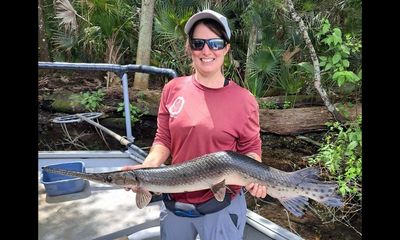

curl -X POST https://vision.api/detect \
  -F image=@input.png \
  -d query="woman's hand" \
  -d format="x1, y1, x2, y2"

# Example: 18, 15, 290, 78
245, 183, 267, 198
244, 152, 267, 198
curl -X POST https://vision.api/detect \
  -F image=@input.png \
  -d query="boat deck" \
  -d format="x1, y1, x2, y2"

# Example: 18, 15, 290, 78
38, 151, 303, 240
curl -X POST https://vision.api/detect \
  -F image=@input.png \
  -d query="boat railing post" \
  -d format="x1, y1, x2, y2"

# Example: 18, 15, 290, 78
120, 72, 133, 142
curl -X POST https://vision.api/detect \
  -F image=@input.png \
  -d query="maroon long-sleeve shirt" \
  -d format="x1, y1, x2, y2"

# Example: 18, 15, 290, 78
153, 75, 262, 204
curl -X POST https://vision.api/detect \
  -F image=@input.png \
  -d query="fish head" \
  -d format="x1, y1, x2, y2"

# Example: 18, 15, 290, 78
100, 171, 140, 187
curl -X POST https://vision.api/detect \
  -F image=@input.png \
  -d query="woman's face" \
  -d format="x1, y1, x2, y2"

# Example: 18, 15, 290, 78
190, 23, 230, 76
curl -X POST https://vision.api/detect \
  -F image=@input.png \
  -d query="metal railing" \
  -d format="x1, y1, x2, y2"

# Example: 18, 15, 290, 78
39, 61, 177, 142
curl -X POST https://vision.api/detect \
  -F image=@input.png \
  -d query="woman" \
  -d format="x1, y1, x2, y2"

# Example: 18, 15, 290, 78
123, 9, 267, 240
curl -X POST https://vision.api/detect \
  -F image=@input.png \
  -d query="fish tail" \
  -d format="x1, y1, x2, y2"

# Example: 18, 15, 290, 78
276, 168, 344, 217
299, 181, 344, 208
292, 167, 344, 208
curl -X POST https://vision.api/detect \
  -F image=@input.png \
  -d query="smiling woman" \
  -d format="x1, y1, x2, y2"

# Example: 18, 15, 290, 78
187, 22, 230, 86
122, 9, 265, 240
184, 12, 231, 88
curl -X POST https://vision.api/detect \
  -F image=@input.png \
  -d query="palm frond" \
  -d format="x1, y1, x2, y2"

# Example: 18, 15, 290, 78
247, 48, 281, 79
105, 33, 128, 64
104, 33, 128, 87
152, 1, 197, 75
78, 25, 105, 62
55, 0, 78, 33
51, 29, 77, 52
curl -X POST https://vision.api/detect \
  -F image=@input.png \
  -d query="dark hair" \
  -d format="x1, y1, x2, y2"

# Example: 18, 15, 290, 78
187, 19, 230, 43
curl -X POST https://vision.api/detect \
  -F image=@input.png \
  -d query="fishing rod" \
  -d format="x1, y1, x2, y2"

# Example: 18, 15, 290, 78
51, 112, 165, 203
52, 112, 148, 162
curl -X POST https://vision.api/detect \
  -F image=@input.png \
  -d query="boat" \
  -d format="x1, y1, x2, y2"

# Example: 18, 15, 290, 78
38, 62, 304, 240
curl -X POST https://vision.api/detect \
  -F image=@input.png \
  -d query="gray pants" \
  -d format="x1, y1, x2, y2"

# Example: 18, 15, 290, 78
160, 191, 247, 240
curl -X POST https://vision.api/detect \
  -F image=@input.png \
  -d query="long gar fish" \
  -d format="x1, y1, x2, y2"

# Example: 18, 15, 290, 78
42, 151, 343, 217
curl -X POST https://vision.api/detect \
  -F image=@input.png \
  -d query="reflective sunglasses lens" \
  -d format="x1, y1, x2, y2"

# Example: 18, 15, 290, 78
191, 39, 205, 50
207, 39, 226, 50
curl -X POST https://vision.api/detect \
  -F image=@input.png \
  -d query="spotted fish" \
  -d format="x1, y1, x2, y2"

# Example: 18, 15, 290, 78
42, 151, 343, 217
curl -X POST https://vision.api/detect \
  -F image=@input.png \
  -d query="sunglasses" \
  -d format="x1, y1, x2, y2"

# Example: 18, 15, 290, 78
190, 38, 227, 51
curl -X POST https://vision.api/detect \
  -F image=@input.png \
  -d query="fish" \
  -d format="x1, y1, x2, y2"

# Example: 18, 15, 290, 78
41, 150, 343, 217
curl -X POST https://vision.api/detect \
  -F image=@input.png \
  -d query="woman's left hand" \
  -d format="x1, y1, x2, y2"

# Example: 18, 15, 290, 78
245, 183, 267, 198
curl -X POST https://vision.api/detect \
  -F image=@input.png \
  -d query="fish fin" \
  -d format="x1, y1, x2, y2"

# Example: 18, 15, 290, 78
320, 197, 344, 207
136, 189, 153, 209
211, 179, 226, 202
292, 167, 320, 180
279, 196, 309, 217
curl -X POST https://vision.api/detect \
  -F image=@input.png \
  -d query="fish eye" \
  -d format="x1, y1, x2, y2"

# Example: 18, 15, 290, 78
105, 176, 112, 183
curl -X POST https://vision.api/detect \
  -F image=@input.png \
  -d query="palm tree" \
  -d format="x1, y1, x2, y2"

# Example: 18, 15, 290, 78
134, 0, 156, 90
39, 0, 51, 61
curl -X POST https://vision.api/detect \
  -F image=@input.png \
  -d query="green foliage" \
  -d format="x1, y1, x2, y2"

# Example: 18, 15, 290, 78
258, 99, 291, 109
117, 102, 146, 125
245, 76, 269, 98
302, 0, 316, 11
44, 0, 140, 63
78, 89, 105, 112
152, 0, 200, 75
51, 29, 77, 53
341, 0, 362, 34
317, 18, 361, 88
245, 47, 281, 97
245, 19, 313, 97
79, 26, 106, 62
276, 62, 308, 96
41, 0, 361, 102
282, 100, 292, 109
336, 102, 354, 119
308, 116, 362, 202
249, 49, 281, 79
259, 101, 278, 109
235, 1, 285, 97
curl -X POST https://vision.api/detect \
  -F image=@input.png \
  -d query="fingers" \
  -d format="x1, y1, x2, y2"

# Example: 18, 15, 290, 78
245, 183, 267, 198
121, 165, 142, 171
121, 163, 151, 171
245, 183, 254, 192
258, 185, 267, 198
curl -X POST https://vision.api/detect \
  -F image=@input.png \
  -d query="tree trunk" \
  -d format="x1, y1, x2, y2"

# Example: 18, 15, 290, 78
259, 104, 361, 135
244, 24, 257, 82
38, 0, 51, 61
285, 0, 346, 123
133, 0, 155, 90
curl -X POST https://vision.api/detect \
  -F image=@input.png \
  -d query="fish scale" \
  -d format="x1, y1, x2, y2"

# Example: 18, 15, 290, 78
42, 150, 343, 217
